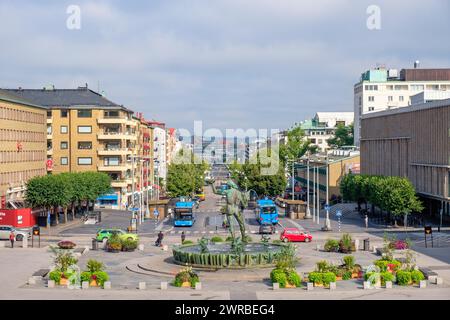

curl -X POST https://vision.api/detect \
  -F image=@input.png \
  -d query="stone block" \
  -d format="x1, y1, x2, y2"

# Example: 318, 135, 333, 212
102, 238, 108, 249
28, 277, 36, 285
436, 277, 443, 285
428, 275, 437, 284
419, 280, 427, 288
82, 281, 89, 289
363, 281, 371, 290
329, 282, 336, 290
316, 244, 321, 251
195, 282, 202, 290
83, 246, 89, 254
22, 237, 28, 248
104, 281, 111, 289
138, 244, 144, 251
47, 280, 55, 288
273, 283, 279, 290
139, 282, 146, 290
385, 281, 392, 289
307, 282, 314, 291
372, 246, 377, 253
354, 239, 359, 251
162, 245, 168, 251
160, 281, 168, 290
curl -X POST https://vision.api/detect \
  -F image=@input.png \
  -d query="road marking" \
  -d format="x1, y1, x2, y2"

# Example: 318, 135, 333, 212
170, 231, 175, 234
186, 231, 191, 234
209, 231, 214, 234
201, 231, 206, 234
194, 231, 199, 234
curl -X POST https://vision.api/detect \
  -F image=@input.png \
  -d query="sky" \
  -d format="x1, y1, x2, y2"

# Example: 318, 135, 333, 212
1, 0, 449, 133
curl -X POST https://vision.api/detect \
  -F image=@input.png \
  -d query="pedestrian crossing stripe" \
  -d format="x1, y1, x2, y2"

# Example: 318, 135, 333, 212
194, 231, 199, 234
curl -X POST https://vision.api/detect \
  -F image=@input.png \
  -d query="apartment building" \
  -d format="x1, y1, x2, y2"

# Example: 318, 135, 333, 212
360, 98, 450, 223
0, 90, 47, 205
354, 66, 450, 146
3, 85, 142, 209
148, 121, 167, 183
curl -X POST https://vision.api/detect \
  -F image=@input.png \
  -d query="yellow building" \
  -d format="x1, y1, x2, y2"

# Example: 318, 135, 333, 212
3, 85, 151, 209
0, 90, 47, 203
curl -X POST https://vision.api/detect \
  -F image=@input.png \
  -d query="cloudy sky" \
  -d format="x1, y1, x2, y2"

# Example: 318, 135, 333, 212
1, 0, 449, 132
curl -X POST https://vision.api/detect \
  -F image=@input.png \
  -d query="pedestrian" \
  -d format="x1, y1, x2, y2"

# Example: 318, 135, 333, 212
9, 231, 15, 248
155, 231, 164, 247
365, 214, 369, 229
181, 231, 186, 244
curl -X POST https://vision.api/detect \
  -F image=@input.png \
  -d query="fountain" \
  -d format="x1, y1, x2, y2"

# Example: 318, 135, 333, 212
172, 181, 285, 269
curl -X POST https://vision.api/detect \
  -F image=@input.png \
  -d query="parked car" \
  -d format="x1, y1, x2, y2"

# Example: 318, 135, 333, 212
280, 228, 312, 243
96, 229, 139, 242
0, 225, 31, 241
259, 222, 275, 234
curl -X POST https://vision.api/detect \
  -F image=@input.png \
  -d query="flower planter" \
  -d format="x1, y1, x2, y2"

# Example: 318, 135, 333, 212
59, 278, 69, 286
181, 281, 191, 288
313, 283, 323, 287
90, 280, 98, 287
335, 276, 342, 281
351, 273, 360, 279
284, 283, 296, 288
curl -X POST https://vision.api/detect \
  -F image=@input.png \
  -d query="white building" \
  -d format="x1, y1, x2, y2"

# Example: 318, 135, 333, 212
354, 65, 450, 146
149, 122, 167, 182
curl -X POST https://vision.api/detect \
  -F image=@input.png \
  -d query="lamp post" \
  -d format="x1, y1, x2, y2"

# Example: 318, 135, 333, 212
312, 164, 316, 222
131, 155, 136, 222
291, 160, 295, 200
316, 166, 320, 225
305, 153, 312, 219
323, 153, 331, 231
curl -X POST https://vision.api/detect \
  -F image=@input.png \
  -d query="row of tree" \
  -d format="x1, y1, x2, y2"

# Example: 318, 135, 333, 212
166, 149, 209, 198
26, 172, 112, 227
340, 174, 423, 225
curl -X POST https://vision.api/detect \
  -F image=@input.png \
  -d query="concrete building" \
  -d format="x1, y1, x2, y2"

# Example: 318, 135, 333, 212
354, 66, 450, 146
0, 90, 47, 205
360, 98, 450, 223
2, 86, 146, 209
295, 147, 360, 200
148, 121, 167, 184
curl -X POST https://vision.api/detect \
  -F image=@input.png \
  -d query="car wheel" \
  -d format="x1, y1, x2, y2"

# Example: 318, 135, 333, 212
16, 234, 23, 241
283, 238, 289, 243
304, 238, 310, 243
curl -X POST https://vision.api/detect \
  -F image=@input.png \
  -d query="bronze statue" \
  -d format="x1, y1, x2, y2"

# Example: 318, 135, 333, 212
223, 180, 249, 240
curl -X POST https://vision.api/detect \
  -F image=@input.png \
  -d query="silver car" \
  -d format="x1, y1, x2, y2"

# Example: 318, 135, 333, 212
0, 225, 31, 241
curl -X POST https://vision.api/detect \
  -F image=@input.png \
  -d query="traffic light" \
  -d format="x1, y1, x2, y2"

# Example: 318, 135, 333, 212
32, 226, 40, 236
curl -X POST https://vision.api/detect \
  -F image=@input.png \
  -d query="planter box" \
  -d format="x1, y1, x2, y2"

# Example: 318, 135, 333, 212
181, 281, 191, 288
284, 283, 296, 288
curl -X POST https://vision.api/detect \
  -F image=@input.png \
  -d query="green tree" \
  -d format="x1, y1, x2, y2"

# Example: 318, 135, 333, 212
327, 124, 354, 148
279, 125, 316, 165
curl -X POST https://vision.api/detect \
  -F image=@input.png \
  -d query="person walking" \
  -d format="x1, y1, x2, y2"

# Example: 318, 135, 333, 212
155, 231, 164, 247
181, 231, 186, 244
365, 214, 369, 229
9, 231, 15, 248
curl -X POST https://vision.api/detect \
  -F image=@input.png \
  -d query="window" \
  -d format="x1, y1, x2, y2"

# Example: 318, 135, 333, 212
60, 125, 68, 134
411, 84, 424, 91
426, 84, 439, 90
104, 110, 119, 118
47, 110, 52, 118
77, 126, 92, 133
394, 85, 408, 90
388, 96, 393, 102
78, 157, 92, 165
364, 85, 378, 91
60, 141, 68, 149
47, 125, 52, 134
399, 96, 404, 102
78, 141, 92, 149
318, 139, 323, 144
104, 157, 120, 166
77, 110, 92, 118
368, 96, 374, 102
368, 107, 375, 111
358, 96, 362, 106
60, 157, 68, 165
61, 110, 68, 118
386, 85, 393, 91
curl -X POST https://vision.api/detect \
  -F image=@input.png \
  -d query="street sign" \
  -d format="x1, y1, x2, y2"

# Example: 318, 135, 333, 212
336, 210, 342, 217
130, 207, 139, 211
424, 226, 432, 235
325, 204, 330, 211
424, 226, 433, 248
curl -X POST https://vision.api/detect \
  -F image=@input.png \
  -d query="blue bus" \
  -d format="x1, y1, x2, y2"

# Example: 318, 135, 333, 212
174, 201, 195, 227
255, 199, 279, 225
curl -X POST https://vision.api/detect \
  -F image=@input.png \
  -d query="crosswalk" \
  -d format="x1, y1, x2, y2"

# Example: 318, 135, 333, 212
168, 229, 279, 235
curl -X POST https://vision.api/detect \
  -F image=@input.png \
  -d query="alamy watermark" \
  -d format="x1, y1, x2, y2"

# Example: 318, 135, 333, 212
366, 5, 381, 30
66, 5, 81, 30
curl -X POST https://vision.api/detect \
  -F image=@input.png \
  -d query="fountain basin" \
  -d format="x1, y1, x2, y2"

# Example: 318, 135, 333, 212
172, 242, 285, 269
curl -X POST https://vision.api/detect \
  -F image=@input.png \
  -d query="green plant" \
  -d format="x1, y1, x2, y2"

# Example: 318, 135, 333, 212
80, 271, 91, 283
225, 236, 234, 242
396, 270, 412, 286
343, 255, 355, 269
287, 270, 301, 287
173, 267, 200, 288
275, 244, 297, 269
308, 272, 323, 285
324, 239, 339, 252
342, 271, 352, 280
242, 235, 252, 243
410, 270, 425, 284
272, 239, 282, 244
270, 268, 287, 288
316, 260, 329, 273
380, 272, 395, 285
182, 240, 194, 245
49, 270, 62, 284
86, 259, 105, 273
339, 233, 353, 253
107, 232, 122, 251
322, 272, 336, 286
51, 249, 78, 272
92, 271, 109, 287
121, 238, 138, 251
374, 260, 389, 272
211, 236, 224, 243
334, 268, 345, 277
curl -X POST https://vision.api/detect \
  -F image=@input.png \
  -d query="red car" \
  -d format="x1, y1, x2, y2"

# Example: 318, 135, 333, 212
280, 228, 312, 243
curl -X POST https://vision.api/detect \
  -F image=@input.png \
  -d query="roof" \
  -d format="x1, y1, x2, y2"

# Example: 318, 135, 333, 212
0, 86, 129, 110
0, 89, 47, 109
175, 201, 194, 208
257, 199, 275, 206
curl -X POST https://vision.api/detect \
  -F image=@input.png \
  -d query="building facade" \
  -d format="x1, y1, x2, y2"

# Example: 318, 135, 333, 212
360, 98, 450, 222
149, 121, 167, 184
0, 90, 47, 205
354, 66, 450, 146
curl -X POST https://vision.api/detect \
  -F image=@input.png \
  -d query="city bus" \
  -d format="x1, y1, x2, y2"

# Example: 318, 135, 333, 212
173, 201, 195, 227
255, 199, 279, 225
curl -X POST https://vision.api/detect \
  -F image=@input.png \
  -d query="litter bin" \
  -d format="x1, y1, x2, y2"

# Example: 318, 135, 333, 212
363, 238, 370, 251
92, 238, 98, 250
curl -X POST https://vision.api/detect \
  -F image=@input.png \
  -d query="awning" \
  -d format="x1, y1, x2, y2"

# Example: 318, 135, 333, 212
97, 194, 118, 201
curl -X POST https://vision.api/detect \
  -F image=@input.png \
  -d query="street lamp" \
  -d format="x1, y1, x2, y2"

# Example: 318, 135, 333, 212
305, 153, 312, 219
322, 152, 332, 231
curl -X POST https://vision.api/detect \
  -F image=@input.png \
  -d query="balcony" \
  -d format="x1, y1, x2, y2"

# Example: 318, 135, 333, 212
46, 134, 53, 140
46, 118, 52, 124
97, 164, 128, 172
111, 179, 131, 188
97, 117, 128, 125
98, 148, 132, 156
97, 131, 137, 140
47, 149, 53, 156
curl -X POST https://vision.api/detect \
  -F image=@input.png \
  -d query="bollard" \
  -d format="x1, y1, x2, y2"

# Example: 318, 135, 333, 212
273, 283, 279, 290
104, 281, 111, 289
138, 244, 144, 251
329, 282, 336, 290
28, 277, 36, 285
195, 282, 202, 290
47, 280, 55, 288
22, 237, 28, 248
102, 238, 108, 249
436, 277, 443, 285
82, 281, 89, 289
316, 244, 320, 251
139, 282, 146, 290
372, 246, 377, 253
363, 281, 371, 290
161, 281, 168, 290
307, 282, 314, 291
419, 280, 427, 288
354, 239, 359, 251
428, 276, 437, 284
385, 281, 392, 289
83, 246, 89, 254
